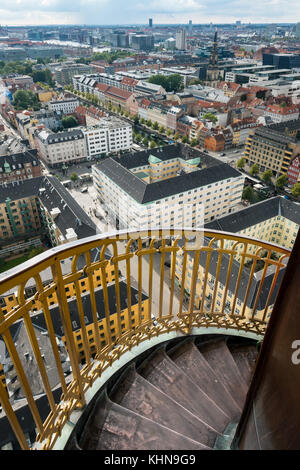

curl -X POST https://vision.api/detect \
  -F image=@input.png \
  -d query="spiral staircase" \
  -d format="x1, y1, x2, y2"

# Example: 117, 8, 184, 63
66, 335, 258, 450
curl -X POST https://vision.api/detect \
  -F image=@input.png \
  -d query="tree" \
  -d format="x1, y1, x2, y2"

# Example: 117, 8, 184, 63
202, 112, 218, 124
62, 116, 78, 129
236, 157, 246, 169
256, 90, 266, 100
70, 172, 78, 182
152, 121, 159, 130
133, 115, 139, 125
240, 94, 248, 102
291, 183, 300, 198
146, 119, 152, 127
261, 169, 273, 184
31, 69, 54, 86
27, 246, 44, 259
250, 164, 259, 176
189, 78, 202, 85
242, 185, 255, 202
275, 174, 288, 189
148, 75, 168, 90
148, 74, 183, 92
135, 134, 142, 143
173, 133, 179, 141
166, 74, 183, 92
181, 135, 189, 144
142, 137, 149, 147
190, 138, 198, 147
150, 140, 156, 148
159, 125, 165, 133
12, 89, 40, 110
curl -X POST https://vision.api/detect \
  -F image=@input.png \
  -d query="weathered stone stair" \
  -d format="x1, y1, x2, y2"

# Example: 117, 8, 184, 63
69, 335, 259, 450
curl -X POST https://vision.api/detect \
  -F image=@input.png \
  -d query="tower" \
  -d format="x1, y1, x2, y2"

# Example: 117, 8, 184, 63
206, 28, 219, 85
176, 28, 186, 50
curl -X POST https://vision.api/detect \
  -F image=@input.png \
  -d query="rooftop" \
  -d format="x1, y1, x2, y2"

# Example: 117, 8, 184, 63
96, 145, 242, 204
206, 196, 300, 233
0, 176, 97, 241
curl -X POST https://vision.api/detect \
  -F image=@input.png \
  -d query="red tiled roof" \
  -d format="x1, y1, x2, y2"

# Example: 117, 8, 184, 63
265, 104, 299, 115
105, 86, 132, 101
121, 77, 138, 87
74, 105, 86, 115
218, 81, 240, 91
197, 100, 224, 109
95, 83, 110, 93
139, 98, 151, 108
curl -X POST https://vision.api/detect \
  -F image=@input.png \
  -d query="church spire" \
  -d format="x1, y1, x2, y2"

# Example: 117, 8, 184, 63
205, 28, 219, 84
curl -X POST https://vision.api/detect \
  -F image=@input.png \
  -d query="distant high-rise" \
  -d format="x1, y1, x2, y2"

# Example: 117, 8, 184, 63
131, 34, 154, 51
176, 28, 187, 50
149, 18, 153, 28
188, 20, 192, 34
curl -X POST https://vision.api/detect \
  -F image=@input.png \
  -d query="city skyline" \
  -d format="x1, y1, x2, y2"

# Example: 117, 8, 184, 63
0, 0, 299, 27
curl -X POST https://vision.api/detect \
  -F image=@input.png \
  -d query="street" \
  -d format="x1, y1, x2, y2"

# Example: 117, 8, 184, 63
66, 182, 184, 318
204, 147, 245, 166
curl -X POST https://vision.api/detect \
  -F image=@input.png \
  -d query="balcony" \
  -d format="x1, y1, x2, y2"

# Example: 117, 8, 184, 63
0, 229, 291, 450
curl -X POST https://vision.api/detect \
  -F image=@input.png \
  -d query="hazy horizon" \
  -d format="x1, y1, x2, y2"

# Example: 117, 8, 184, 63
0, 0, 299, 27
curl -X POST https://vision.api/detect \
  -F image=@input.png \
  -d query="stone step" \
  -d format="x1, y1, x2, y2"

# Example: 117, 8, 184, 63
227, 343, 258, 386
138, 348, 230, 433
93, 397, 210, 450
196, 338, 249, 410
109, 364, 218, 448
168, 340, 242, 420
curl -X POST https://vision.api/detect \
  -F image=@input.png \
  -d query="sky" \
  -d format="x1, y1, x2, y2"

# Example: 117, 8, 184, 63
0, 0, 299, 26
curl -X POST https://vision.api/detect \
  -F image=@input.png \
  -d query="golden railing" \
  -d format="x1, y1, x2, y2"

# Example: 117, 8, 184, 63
0, 229, 291, 450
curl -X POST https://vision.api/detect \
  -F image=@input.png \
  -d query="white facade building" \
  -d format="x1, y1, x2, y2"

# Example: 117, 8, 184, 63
37, 129, 87, 167
83, 118, 133, 158
176, 29, 187, 50
49, 98, 79, 114
93, 146, 245, 231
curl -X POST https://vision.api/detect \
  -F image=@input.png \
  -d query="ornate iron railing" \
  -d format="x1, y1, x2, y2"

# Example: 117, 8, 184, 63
0, 229, 291, 450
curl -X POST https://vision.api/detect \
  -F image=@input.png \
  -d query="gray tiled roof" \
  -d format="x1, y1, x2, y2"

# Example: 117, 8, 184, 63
0, 149, 40, 172
205, 196, 300, 233
29, 281, 147, 337
96, 145, 241, 204
0, 176, 97, 240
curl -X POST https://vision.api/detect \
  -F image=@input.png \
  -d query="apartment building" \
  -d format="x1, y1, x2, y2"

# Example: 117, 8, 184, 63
175, 196, 300, 322
244, 121, 300, 178
49, 98, 79, 115
0, 150, 41, 184
0, 187, 44, 257
36, 128, 87, 167
55, 64, 94, 85
83, 117, 133, 158
263, 104, 299, 124
207, 196, 300, 253
176, 29, 187, 50
0, 175, 97, 259
93, 144, 245, 231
